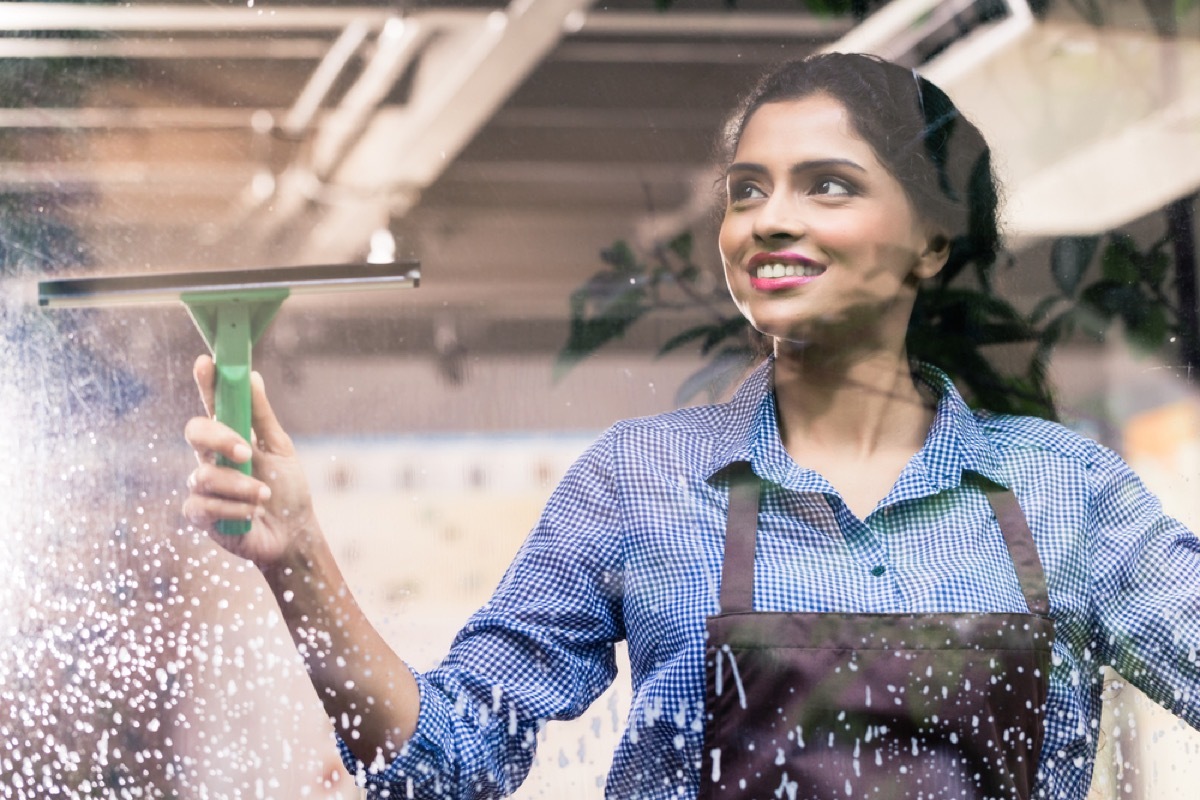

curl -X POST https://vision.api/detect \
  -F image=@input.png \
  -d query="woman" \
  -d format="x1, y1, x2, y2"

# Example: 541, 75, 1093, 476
183, 53, 1200, 799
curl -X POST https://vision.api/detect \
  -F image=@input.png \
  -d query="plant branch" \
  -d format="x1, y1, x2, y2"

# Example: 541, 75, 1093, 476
648, 243, 734, 325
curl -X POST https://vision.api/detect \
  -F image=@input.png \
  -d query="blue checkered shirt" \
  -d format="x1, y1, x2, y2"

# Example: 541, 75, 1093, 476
341, 358, 1200, 798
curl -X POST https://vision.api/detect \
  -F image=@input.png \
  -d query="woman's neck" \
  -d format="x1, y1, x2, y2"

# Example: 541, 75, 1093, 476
771, 339, 934, 459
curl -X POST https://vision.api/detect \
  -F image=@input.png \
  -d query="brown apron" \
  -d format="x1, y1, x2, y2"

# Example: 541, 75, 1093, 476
699, 463, 1054, 800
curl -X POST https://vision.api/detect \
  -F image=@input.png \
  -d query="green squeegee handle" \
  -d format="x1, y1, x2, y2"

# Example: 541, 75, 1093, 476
212, 306, 253, 465
182, 288, 289, 537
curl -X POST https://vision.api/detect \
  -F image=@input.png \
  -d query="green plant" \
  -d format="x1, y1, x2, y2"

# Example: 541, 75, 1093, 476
1036, 215, 1198, 375
556, 231, 760, 406
1040, 233, 1176, 353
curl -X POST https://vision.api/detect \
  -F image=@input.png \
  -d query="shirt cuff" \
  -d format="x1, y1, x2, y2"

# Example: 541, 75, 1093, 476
336, 667, 459, 798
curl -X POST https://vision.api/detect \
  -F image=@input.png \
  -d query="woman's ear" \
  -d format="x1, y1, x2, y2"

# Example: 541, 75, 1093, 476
914, 231, 951, 280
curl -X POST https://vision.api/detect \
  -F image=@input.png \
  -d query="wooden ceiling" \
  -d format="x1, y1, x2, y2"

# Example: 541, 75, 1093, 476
2, 1, 849, 330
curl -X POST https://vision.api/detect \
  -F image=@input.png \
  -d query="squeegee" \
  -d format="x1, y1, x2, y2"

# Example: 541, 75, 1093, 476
38, 260, 420, 535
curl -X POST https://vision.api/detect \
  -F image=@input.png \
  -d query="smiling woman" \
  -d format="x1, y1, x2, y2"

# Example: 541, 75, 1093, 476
720, 94, 950, 358
182, 52, 1200, 800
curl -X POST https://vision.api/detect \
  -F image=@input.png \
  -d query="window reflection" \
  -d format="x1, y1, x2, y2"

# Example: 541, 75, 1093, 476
2, 1, 1199, 798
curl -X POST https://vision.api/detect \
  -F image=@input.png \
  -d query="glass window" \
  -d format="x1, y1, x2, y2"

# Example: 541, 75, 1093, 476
3, 1, 1199, 797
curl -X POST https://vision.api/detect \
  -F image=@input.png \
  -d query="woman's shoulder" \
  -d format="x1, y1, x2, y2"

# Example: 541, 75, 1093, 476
583, 391, 761, 480
607, 398, 744, 447
973, 408, 1117, 471
605, 359, 770, 451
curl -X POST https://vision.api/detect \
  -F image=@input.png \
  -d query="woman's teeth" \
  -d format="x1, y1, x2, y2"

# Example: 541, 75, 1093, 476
755, 262, 822, 278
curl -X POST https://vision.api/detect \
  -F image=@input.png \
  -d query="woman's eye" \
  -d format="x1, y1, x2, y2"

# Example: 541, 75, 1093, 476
729, 181, 765, 203
813, 178, 853, 197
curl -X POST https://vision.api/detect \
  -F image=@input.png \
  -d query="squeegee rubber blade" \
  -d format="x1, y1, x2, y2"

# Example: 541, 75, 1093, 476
37, 261, 419, 308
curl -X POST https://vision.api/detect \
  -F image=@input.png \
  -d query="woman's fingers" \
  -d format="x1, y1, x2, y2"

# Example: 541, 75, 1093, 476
194, 356, 290, 457
183, 461, 272, 526
193, 354, 217, 418
181, 493, 258, 528
249, 370, 293, 455
184, 415, 252, 465
188, 461, 271, 504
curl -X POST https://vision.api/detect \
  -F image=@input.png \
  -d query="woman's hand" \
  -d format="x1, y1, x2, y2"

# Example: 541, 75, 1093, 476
182, 354, 315, 569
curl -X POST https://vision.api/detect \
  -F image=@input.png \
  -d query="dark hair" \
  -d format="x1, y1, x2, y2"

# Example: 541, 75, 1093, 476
722, 52, 1002, 281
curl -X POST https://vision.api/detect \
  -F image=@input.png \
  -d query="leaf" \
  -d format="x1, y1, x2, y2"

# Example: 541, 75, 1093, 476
555, 285, 649, 379
1050, 235, 1100, 296
599, 240, 639, 274
658, 317, 749, 357
555, 315, 642, 379
1031, 310, 1072, 381
1121, 297, 1171, 353
1079, 280, 1133, 319
701, 316, 751, 354
667, 231, 693, 262
1144, 248, 1170, 288
920, 287, 1026, 323
1100, 234, 1141, 284
572, 270, 647, 320
910, 286, 1036, 349
917, 309, 1055, 415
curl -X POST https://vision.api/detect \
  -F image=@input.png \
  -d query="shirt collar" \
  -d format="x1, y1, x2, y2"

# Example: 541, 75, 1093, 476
703, 358, 1007, 492
910, 363, 1006, 491
703, 357, 770, 479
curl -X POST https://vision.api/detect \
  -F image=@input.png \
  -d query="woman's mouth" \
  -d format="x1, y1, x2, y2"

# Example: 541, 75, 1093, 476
753, 262, 824, 279
747, 255, 826, 290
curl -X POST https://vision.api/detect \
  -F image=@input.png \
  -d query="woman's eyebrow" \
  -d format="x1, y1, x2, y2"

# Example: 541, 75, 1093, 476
725, 158, 867, 177
725, 162, 766, 178
793, 158, 867, 174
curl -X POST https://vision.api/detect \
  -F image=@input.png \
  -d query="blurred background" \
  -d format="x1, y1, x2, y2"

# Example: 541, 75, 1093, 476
1, 0, 1199, 797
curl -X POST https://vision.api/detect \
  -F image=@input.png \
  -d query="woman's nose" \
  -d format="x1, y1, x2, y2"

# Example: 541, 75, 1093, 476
752, 194, 806, 243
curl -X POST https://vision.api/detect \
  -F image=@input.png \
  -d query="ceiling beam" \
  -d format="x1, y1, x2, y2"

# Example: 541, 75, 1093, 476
0, 107, 270, 129
0, 3, 847, 39
0, 36, 332, 60
0, 4, 467, 32
574, 10, 852, 38
257, 0, 601, 263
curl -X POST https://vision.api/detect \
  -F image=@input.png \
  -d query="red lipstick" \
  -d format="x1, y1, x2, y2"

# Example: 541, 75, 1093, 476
747, 252, 826, 291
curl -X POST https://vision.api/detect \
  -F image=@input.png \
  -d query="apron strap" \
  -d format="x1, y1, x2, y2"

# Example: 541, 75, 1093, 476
719, 461, 760, 614
717, 463, 1051, 617
981, 481, 1051, 616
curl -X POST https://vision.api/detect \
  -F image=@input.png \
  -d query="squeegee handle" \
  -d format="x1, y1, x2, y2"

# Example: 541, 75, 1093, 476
211, 302, 255, 536
183, 288, 288, 537
212, 314, 253, 477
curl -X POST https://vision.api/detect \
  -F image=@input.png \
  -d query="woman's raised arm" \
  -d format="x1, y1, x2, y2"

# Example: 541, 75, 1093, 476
181, 354, 421, 766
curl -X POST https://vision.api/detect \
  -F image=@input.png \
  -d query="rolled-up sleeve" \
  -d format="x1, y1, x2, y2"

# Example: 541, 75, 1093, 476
339, 427, 627, 798
1089, 445, 1200, 726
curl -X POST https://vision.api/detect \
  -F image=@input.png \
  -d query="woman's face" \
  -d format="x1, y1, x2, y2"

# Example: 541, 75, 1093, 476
719, 94, 947, 353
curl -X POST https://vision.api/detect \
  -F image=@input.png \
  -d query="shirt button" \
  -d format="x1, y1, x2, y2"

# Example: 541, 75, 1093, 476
870, 565, 887, 577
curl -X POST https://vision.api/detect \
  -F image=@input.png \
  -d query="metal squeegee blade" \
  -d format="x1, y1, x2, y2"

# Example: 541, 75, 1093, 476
37, 261, 421, 308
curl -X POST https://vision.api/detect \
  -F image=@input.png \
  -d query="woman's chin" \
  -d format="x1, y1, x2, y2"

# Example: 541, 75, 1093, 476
746, 315, 833, 350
